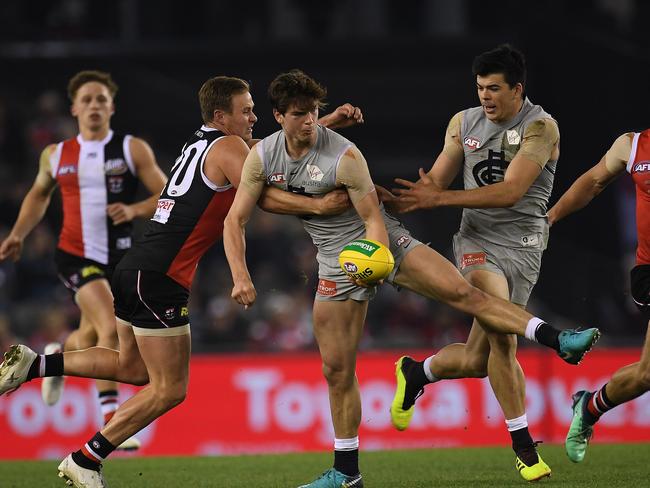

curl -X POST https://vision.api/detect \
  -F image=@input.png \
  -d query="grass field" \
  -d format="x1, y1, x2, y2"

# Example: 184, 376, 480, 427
1, 444, 648, 487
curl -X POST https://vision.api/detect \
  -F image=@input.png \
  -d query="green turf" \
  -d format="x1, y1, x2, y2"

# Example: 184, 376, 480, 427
0, 444, 648, 487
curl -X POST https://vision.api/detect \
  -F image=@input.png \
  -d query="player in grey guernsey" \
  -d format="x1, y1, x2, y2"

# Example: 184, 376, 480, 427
389, 44, 599, 481
224, 70, 600, 488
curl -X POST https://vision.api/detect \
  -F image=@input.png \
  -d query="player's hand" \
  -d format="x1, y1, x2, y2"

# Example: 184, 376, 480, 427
317, 189, 351, 215
107, 203, 136, 225
393, 168, 444, 212
0, 234, 23, 262
231, 279, 257, 309
375, 184, 409, 214
322, 104, 364, 129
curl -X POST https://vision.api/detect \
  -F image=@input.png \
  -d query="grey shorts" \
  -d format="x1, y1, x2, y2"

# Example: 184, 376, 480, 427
315, 224, 423, 301
452, 232, 543, 306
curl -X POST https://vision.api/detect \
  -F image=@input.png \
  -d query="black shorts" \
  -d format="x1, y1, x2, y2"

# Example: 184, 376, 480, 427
112, 268, 190, 333
55, 249, 114, 298
630, 264, 650, 321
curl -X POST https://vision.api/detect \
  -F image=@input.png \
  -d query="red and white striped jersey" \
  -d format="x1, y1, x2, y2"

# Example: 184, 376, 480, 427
50, 130, 139, 265
627, 129, 650, 265
118, 126, 235, 290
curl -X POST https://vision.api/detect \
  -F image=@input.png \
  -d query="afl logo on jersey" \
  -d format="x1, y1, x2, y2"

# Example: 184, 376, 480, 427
58, 164, 77, 176
105, 158, 128, 175
268, 173, 286, 183
464, 136, 482, 149
473, 149, 509, 187
633, 161, 650, 173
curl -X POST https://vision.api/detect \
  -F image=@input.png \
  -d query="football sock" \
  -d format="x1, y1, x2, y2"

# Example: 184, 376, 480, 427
73, 432, 116, 472
334, 437, 359, 476
401, 357, 432, 410
532, 321, 561, 351
506, 415, 534, 450
585, 384, 616, 424
26, 353, 64, 381
99, 390, 119, 424
422, 355, 440, 383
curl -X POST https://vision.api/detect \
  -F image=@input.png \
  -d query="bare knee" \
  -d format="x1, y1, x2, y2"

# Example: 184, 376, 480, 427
154, 383, 187, 412
322, 361, 355, 390
637, 370, 650, 392
449, 282, 488, 312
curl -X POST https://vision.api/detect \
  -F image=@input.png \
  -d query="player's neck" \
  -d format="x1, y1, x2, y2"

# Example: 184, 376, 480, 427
79, 125, 111, 142
284, 133, 316, 160
498, 98, 524, 124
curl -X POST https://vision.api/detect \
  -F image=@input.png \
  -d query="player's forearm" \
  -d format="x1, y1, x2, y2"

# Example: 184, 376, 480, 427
364, 218, 389, 248
223, 217, 252, 282
130, 194, 160, 219
439, 182, 523, 208
548, 175, 603, 225
257, 187, 320, 215
10, 189, 51, 239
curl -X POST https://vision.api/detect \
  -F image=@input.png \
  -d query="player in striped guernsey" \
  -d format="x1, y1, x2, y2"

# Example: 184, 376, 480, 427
548, 129, 650, 463
0, 70, 167, 451
0, 75, 361, 487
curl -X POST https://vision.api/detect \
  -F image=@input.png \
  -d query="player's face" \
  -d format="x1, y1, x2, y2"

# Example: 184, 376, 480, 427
222, 91, 257, 142
476, 73, 523, 123
275, 102, 319, 145
71, 82, 115, 132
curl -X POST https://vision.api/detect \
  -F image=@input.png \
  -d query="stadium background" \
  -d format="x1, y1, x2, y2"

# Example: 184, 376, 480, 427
0, 0, 649, 459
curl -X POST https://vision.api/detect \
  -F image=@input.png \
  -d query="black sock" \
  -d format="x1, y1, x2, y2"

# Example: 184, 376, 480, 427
72, 450, 101, 472
26, 356, 41, 381
510, 426, 534, 452
402, 358, 430, 409
45, 353, 64, 376
534, 323, 560, 351
582, 392, 600, 424
334, 449, 359, 477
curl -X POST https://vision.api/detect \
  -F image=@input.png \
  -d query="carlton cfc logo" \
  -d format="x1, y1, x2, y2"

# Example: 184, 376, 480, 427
473, 149, 509, 187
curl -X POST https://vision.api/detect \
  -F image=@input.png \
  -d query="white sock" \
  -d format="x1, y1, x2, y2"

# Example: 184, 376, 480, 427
505, 413, 528, 432
423, 355, 439, 383
334, 436, 359, 451
524, 317, 544, 342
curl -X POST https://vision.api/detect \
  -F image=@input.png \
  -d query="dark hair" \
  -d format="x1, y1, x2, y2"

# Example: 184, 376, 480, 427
67, 70, 118, 101
472, 44, 526, 93
198, 76, 250, 123
268, 69, 327, 114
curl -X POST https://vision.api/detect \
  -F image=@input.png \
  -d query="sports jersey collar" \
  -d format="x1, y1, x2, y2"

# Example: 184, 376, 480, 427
77, 129, 114, 145
200, 125, 219, 132
489, 97, 533, 129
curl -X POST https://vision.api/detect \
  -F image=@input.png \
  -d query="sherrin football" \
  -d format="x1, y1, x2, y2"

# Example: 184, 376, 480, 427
338, 239, 395, 284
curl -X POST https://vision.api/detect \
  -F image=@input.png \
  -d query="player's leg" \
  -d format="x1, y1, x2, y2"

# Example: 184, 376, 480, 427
58, 331, 189, 487
393, 245, 598, 361
567, 321, 650, 462
309, 298, 367, 484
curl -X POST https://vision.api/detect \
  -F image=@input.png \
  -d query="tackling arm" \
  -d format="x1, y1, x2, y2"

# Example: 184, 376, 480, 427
547, 133, 631, 225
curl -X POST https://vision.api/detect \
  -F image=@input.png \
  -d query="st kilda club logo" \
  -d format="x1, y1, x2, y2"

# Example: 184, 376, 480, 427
473, 149, 509, 187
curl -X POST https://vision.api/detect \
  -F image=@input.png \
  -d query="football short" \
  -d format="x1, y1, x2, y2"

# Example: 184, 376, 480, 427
630, 264, 650, 321
55, 249, 115, 298
315, 223, 423, 301
112, 268, 190, 336
452, 232, 543, 306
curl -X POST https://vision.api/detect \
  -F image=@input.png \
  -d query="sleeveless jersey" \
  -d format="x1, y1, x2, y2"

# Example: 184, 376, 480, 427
50, 130, 138, 265
626, 129, 650, 265
459, 98, 557, 250
258, 125, 401, 256
118, 125, 235, 289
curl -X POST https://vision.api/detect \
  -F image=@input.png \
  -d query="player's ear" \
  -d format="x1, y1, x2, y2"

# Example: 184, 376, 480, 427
273, 109, 283, 125
514, 82, 524, 99
213, 109, 225, 124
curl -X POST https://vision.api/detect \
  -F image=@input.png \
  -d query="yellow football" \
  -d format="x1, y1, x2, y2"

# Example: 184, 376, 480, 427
338, 239, 395, 284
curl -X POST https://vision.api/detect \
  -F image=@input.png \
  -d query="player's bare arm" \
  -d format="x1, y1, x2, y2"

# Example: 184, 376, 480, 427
223, 148, 267, 309
204, 135, 250, 189
395, 118, 558, 211
106, 137, 167, 225
548, 133, 632, 225
318, 103, 364, 129
0, 144, 58, 261
337, 146, 389, 246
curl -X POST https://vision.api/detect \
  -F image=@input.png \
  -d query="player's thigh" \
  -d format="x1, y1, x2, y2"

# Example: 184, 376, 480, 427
313, 299, 368, 366
75, 278, 116, 335
134, 333, 191, 389
392, 245, 473, 303
116, 319, 144, 365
